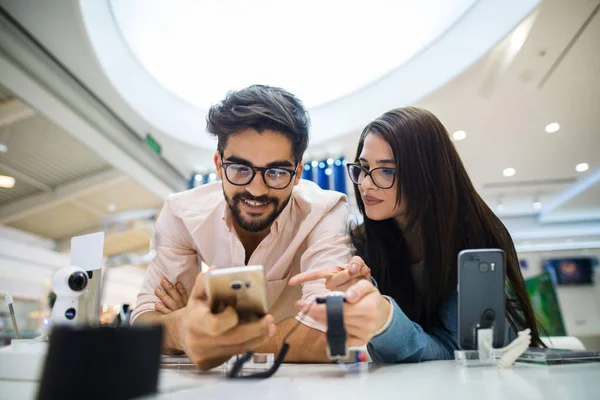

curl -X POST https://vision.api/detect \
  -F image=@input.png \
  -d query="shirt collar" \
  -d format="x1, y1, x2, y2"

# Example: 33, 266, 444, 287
271, 194, 294, 235
222, 202, 233, 232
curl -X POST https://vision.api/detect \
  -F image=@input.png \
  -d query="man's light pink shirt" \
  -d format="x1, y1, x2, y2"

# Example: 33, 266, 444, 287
131, 180, 353, 330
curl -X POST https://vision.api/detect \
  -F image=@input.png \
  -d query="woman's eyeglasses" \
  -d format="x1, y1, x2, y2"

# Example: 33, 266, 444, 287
346, 163, 396, 189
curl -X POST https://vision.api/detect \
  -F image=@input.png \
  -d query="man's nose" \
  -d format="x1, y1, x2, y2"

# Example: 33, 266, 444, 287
245, 171, 269, 197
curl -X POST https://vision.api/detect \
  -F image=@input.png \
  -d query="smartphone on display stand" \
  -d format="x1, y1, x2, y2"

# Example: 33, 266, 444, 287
458, 249, 506, 350
204, 265, 268, 324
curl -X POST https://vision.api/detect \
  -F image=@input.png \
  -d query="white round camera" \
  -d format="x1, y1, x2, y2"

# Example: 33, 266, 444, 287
50, 266, 89, 325
52, 266, 89, 296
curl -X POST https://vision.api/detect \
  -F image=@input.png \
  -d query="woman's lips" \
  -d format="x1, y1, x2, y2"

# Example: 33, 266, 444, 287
362, 194, 383, 206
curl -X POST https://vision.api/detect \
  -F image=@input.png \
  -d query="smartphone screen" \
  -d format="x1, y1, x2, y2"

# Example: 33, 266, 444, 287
458, 249, 506, 349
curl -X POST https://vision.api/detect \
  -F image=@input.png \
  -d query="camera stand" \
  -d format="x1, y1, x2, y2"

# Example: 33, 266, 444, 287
0, 232, 105, 382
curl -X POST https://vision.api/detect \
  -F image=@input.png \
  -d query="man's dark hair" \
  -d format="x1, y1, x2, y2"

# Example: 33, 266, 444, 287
206, 85, 310, 162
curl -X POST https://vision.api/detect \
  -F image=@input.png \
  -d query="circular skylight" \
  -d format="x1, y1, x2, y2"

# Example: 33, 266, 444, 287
110, 0, 475, 109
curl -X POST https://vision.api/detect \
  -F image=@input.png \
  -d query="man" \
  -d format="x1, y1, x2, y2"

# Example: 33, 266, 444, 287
132, 85, 354, 370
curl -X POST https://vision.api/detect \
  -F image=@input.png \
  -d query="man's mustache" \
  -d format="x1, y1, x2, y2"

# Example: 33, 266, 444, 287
233, 193, 277, 204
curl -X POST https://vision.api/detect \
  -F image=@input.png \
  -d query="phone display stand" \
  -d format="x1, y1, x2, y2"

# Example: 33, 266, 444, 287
455, 326, 532, 368
454, 327, 498, 367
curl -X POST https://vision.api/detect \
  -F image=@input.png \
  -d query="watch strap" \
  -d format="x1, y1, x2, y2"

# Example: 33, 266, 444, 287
325, 295, 347, 359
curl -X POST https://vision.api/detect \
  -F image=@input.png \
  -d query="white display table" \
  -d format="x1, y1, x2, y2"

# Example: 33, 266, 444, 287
3, 360, 600, 400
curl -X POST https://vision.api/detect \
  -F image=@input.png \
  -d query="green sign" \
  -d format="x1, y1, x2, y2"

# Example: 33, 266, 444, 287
145, 134, 161, 155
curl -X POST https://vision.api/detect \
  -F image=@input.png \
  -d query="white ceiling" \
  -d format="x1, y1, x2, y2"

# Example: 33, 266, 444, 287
0, 0, 214, 179
78, 0, 539, 151
0, 86, 163, 255
0, 113, 110, 199
419, 0, 600, 217
109, 0, 476, 109
0, 0, 541, 170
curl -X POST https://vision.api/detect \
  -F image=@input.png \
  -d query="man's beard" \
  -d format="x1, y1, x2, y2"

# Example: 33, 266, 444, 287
225, 191, 292, 233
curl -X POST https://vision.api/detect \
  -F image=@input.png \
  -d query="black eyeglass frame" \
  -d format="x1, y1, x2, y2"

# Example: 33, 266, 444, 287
220, 158, 299, 190
346, 163, 397, 189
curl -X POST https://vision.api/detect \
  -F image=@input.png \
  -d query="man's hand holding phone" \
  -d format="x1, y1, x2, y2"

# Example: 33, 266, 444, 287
173, 271, 276, 371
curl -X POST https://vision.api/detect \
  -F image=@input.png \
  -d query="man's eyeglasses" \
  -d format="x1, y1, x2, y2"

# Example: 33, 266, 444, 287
221, 159, 298, 190
346, 163, 397, 189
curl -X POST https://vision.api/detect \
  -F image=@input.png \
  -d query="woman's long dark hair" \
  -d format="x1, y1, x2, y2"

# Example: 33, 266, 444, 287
351, 106, 542, 346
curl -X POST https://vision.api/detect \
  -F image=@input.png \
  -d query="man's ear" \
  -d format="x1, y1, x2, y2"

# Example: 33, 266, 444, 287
214, 152, 223, 180
293, 162, 304, 186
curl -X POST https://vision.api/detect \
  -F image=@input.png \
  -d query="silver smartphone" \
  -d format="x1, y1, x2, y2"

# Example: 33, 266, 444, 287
204, 265, 268, 324
457, 249, 506, 349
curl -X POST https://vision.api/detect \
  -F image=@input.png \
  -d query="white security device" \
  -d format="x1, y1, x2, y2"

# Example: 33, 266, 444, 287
50, 266, 90, 325
0, 232, 105, 382
50, 232, 105, 326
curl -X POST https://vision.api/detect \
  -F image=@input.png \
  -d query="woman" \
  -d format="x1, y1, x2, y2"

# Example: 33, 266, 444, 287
290, 106, 542, 362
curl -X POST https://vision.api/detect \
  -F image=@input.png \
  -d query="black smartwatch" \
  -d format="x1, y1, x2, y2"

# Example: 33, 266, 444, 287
321, 292, 347, 359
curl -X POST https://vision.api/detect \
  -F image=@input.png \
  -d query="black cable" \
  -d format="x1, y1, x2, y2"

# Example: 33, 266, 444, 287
228, 343, 291, 379
227, 302, 314, 379
226, 351, 254, 378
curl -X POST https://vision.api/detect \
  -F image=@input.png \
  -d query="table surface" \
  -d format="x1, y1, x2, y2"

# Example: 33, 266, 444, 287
3, 360, 600, 400
153, 361, 600, 400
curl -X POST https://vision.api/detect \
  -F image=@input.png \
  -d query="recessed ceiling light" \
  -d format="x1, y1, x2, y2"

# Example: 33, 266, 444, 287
503, 168, 516, 177
0, 175, 15, 188
209, 173, 217, 180
452, 130, 467, 141
311, 161, 318, 168
327, 158, 334, 165
0, 144, 7, 153
195, 174, 203, 181
107, 203, 117, 212
575, 163, 589, 172
545, 122, 560, 133
533, 201, 542, 210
